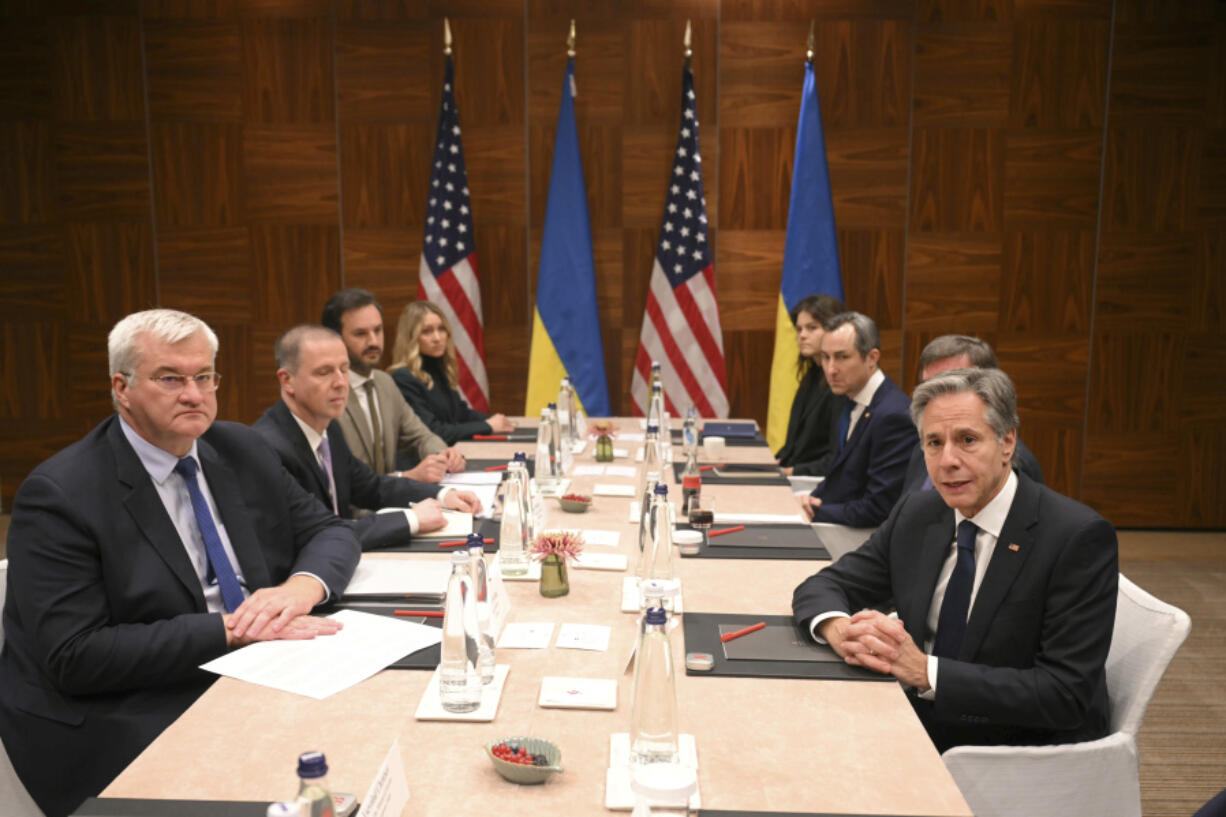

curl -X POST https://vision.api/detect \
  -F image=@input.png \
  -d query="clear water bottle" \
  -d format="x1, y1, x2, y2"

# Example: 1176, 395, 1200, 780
660, 410, 673, 466
646, 362, 664, 430
640, 482, 675, 612
512, 452, 542, 541
466, 532, 496, 684
499, 464, 529, 577
680, 444, 701, 520
439, 550, 482, 712
630, 591, 679, 766
295, 752, 335, 817
681, 405, 699, 461
557, 377, 575, 449
536, 404, 559, 486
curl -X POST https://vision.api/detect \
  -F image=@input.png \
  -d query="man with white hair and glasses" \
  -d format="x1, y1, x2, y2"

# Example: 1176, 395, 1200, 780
0, 309, 359, 817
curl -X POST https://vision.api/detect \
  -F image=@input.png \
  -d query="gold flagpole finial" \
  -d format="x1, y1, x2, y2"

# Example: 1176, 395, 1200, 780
444, 17, 452, 56
806, 20, 815, 63
684, 19, 692, 59
567, 19, 576, 58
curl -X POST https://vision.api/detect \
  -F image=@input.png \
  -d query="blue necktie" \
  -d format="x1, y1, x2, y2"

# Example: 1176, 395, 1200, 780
174, 457, 246, 613
836, 402, 852, 452
933, 520, 978, 659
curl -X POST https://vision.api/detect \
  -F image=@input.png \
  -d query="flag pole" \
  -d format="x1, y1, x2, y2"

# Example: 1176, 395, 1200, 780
444, 17, 452, 56
806, 19, 815, 63
567, 19, 575, 58
683, 19, 692, 67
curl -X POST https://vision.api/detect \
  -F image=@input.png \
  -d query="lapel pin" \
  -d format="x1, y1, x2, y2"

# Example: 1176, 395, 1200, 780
1008, 543, 1020, 552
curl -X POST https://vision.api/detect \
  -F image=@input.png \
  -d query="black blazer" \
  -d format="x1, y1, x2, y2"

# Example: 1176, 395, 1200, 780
253, 400, 439, 551
774, 366, 836, 476
793, 474, 1117, 751
812, 374, 916, 527
0, 417, 359, 817
391, 356, 491, 445
900, 436, 1045, 497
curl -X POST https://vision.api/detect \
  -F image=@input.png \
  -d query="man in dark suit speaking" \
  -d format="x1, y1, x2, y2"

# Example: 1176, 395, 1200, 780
793, 367, 1117, 751
0, 309, 359, 817
798, 311, 915, 527
254, 325, 481, 551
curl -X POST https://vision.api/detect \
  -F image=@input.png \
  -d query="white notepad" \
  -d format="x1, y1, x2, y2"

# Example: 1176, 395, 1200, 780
538, 676, 617, 710
573, 552, 628, 571
414, 664, 510, 721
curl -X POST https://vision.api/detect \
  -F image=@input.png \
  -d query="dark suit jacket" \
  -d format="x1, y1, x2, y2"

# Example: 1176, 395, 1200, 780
811, 374, 915, 527
253, 400, 439, 551
774, 366, 836, 477
391, 357, 491, 446
793, 474, 1118, 751
0, 417, 359, 817
900, 436, 1045, 497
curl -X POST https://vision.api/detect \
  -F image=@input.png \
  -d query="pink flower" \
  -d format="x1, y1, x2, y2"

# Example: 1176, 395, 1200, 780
529, 530, 585, 563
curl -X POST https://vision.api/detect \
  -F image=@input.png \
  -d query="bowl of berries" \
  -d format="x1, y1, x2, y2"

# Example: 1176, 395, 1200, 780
486, 736, 562, 784
558, 493, 592, 513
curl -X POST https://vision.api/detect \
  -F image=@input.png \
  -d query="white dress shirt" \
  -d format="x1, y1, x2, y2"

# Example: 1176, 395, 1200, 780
119, 417, 248, 614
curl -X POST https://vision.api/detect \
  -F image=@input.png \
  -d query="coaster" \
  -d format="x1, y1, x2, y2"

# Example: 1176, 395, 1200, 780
413, 664, 510, 721
604, 732, 700, 810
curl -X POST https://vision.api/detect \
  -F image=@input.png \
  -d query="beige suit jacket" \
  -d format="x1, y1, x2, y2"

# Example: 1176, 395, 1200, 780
339, 368, 446, 473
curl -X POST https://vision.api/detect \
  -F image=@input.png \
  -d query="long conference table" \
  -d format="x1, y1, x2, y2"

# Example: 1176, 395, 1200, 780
101, 418, 972, 817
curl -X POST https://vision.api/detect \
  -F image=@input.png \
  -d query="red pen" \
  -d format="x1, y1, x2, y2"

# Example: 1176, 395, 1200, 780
698, 464, 714, 471
394, 610, 445, 618
484, 464, 508, 472
706, 525, 745, 538
438, 538, 494, 548
473, 434, 508, 441
720, 621, 766, 642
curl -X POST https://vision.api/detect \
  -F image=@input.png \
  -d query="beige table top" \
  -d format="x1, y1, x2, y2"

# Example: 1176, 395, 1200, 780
104, 419, 971, 817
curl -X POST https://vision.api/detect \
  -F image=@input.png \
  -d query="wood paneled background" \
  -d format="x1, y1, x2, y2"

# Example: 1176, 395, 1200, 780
1, 0, 1222, 529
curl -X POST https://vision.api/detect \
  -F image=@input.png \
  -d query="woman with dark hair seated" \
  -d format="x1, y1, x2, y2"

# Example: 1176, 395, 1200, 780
776, 293, 845, 477
388, 301, 514, 444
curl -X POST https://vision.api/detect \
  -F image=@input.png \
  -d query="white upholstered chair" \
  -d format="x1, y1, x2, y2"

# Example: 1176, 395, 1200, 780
941, 573, 1191, 817
0, 558, 49, 817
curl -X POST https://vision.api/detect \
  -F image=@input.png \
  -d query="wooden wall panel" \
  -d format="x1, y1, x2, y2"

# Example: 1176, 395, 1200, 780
0, 0, 1222, 529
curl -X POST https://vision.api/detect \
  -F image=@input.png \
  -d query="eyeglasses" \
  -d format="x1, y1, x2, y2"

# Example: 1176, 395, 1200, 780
124, 371, 223, 394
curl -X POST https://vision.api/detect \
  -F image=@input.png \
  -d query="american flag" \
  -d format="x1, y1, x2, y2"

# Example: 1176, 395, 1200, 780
631, 64, 728, 418
418, 56, 489, 413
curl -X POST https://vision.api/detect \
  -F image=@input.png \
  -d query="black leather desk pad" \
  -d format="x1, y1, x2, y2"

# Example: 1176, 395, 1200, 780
73, 799, 273, 817
669, 429, 769, 447
683, 613, 887, 681
463, 457, 534, 478
671, 462, 788, 486
326, 603, 443, 671
676, 523, 830, 561
372, 516, 500, 554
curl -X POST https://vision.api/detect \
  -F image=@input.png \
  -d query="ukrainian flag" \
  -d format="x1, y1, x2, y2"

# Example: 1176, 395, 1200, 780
525, 59, 610, 417
765, 56, 843, 451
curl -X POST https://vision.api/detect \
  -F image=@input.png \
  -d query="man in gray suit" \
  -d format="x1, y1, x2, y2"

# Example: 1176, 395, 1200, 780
321, 289, 466, 481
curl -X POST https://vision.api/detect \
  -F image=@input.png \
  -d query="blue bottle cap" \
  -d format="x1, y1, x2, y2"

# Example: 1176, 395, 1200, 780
653, 482, 668, 496
513, 451, 527, 462
297, 751, 327, 778
644, 606, 668, 626
646, 423, 659, 433
548, 402, 557, 409
466, 533, 484, 549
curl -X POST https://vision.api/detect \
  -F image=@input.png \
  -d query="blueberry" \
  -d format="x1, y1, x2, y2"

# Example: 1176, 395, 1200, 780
507, 743, 519, 753
533, 754, 548, 766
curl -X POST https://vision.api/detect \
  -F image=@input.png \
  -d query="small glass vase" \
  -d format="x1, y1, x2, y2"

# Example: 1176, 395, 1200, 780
595, 433, 615, 462
539, 553, 570, 597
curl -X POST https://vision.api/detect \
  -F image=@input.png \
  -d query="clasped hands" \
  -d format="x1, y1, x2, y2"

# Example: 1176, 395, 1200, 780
820, 609, 931, 691
223, 574, 338, 648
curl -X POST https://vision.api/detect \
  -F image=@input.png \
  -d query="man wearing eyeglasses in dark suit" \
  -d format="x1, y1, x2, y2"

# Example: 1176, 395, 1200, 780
0, 309, 359, 817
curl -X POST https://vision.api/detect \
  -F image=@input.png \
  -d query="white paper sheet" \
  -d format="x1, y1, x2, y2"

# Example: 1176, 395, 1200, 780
612, 448, 630, 458
619, 433, 644, 443
539, 676, 617, 710
343, 558, 452, 597
572, 464, 606, 476
604, 465, 637, 479
580, 528, 620, 547
200, 610, 441, 700
442, 471, 504, 485
573, 553, 628, 571
497, 621, 555, 649
556, 623, 611, 652
714, 511, 806, 525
